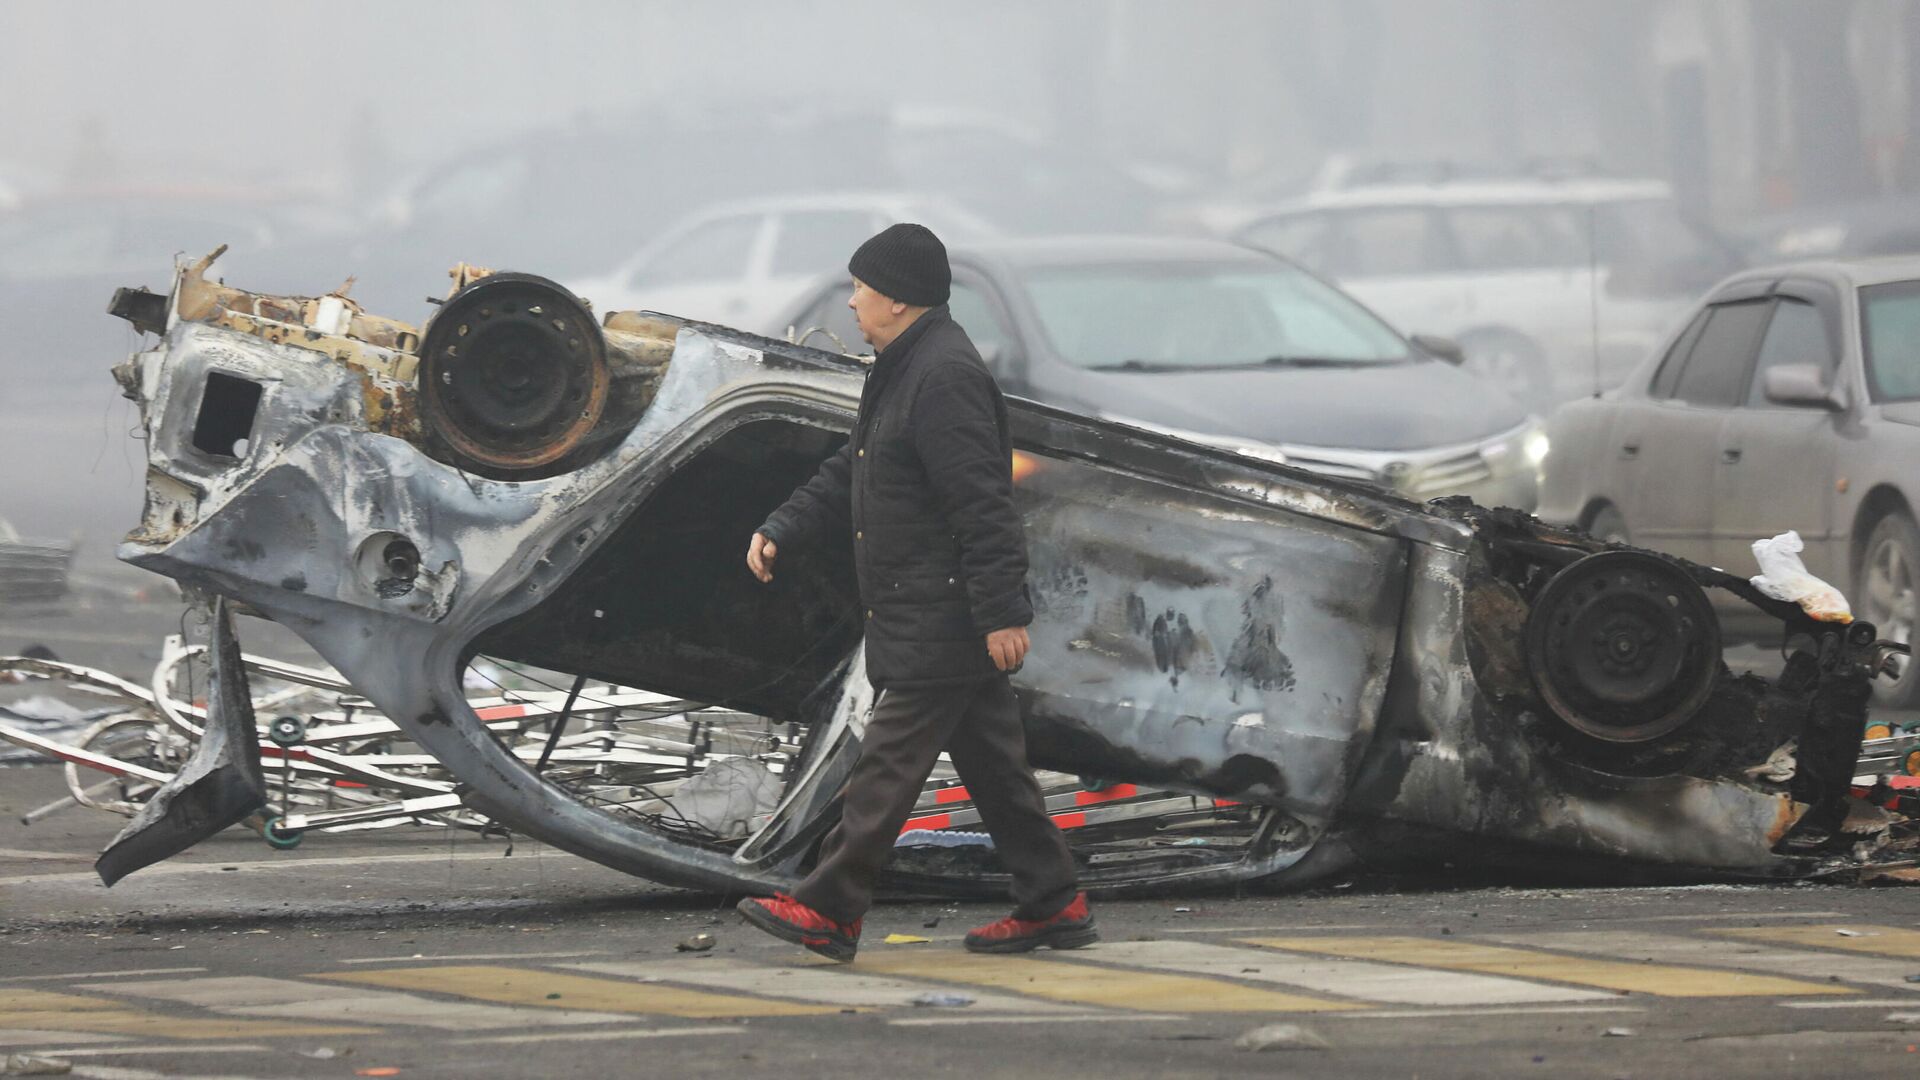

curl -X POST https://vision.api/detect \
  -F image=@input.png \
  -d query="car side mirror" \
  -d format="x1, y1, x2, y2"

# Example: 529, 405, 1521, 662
1762, 364, 1844, 410
1411, 333, 1466, 365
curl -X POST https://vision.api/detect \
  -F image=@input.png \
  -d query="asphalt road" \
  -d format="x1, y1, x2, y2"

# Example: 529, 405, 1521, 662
6, 596, 1920, 1077
7, 767, 1920, 1080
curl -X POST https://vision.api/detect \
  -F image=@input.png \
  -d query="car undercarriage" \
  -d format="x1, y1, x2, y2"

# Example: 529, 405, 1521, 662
83, 249, 1914, 897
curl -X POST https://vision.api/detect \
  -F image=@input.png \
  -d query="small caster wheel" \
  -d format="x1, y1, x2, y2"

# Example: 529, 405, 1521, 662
1904, 749, 1920, 778
268, 715, 307, 747
262, 815, 303, 849
1865, 722, 1895, 741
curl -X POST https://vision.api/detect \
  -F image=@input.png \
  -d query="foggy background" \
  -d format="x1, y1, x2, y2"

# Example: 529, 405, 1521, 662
3, 0, 1916, 578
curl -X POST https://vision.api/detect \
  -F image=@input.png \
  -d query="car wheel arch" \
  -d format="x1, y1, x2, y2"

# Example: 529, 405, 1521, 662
1851, 484, 1914, 580
1580, 499, 1630, 544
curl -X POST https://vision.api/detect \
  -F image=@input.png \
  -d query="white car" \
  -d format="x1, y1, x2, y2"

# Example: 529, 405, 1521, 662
566, 192, 997, 329
1231, 176, 1742, 409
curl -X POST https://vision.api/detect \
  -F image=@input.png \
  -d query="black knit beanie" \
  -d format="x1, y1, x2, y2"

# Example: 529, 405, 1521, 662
847, 223, 950, 307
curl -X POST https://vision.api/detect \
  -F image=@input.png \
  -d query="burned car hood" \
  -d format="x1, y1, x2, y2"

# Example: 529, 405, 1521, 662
1079, 359, 1529, 451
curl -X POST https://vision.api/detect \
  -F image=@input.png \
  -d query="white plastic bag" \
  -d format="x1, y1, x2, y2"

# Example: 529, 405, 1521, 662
1749, 531, 1853, 623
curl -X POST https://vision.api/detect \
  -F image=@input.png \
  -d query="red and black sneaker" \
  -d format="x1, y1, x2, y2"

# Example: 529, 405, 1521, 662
736, 894, 861, 963
964, 892, 1098, 954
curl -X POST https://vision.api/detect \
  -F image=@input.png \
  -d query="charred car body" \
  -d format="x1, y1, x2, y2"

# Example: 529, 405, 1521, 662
93, 249, 1908, 895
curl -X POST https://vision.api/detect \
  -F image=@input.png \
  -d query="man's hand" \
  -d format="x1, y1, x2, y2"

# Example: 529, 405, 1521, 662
747, 532, 778, 583
986, 626, 1029, 672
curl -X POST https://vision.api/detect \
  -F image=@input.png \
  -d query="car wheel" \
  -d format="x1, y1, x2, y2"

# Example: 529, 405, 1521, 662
1459, 329, 1553, 410
1585, 503, 1630, 546
1858, 511, 1920, 708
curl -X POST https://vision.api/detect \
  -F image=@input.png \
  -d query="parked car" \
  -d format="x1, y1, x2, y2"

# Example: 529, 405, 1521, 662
1537, 257, 1920, 705
774, 236, 1547, 509
565, 192, 998, 330
1230, 175, 1743, 409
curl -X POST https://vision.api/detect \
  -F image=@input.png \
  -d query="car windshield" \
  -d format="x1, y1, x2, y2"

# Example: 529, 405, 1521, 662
1862, 281, 1920, 402
1020, 261, 1411, 370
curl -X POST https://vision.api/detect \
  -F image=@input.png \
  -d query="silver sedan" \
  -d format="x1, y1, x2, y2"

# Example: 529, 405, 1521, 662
1538, 256, 1920, 706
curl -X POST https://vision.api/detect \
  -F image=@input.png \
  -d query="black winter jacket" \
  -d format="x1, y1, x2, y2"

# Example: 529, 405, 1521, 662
759, 306, 1032, 688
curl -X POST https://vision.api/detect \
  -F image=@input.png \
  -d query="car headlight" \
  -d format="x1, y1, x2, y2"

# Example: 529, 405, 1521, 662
1099, 413, 1287, 465
1481, 420, 1550, 473
1523, 427, 1551, 467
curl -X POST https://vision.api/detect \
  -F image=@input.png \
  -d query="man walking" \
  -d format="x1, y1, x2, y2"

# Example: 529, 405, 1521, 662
736, 224, 1093, 963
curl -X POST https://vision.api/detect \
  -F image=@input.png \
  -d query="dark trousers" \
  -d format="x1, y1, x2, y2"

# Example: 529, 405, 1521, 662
794, 676, 1078, 926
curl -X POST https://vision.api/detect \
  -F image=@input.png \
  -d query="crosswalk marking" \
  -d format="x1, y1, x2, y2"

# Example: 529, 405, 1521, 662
1074, 941, 1612, 1006
1337, 1005, 1644, 1020
1244, 937, 1855, 998
1714, 925, 1920, 959
341, 951, 607, 965
1781, 999, 1920, 1009
322, 965, 839, 1018
0, 1030, 129, 1046
851, 952, 1359, 1013
0, 989, 369, 1039
452, 1026, 744, 1046
88, 975, 633, 1031
1, 968, 207, 984
1488, 930, 1920, 994
563, 959, 1095, 1014
887, 1013, 1184, 1028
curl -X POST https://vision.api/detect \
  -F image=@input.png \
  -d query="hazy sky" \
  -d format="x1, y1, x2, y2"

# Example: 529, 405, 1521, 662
0, 1, 1070, 195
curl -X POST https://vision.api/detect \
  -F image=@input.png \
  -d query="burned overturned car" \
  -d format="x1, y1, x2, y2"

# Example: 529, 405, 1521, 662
91, 248, 1910, 896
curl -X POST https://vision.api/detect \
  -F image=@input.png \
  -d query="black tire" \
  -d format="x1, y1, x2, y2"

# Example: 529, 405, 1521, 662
1858, 511, 1920, 709
1585, 503, 1630, 546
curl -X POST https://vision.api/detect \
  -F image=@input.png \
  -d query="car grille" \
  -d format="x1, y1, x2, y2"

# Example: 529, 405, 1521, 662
1409, 448, 1494, 496
1280, 439, 1502, 497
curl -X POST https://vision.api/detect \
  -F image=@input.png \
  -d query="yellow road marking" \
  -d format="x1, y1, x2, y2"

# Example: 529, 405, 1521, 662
0, 988, 369, 1039
1715, 925, 1920, 959
850, 952, 1358, 1013
321, 965, 837, 1019
1243, 937, 1854, 998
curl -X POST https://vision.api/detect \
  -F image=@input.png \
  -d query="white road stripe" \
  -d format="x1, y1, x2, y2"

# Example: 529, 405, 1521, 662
0, 1030, 128, 1046
69, 1066, 283, 1080
1781, 999, 1920, 1009
0, 847, 95, 861
0, 850, 534, 886
888, 1013, 1184, 1027
454, 1026, 743, 1046
1336, 1005, 1644, 1020
341, 951, 607, 965
2, 968, 207, 983
1155, 924, 1389, 935
1084, 940, 1613, 1006
1487, 930, 1920, 994
19, 1045, 270, 1057
563, 959, 1095, 1014
1631, 911, 1848, 923
87, 975, 633, 1031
